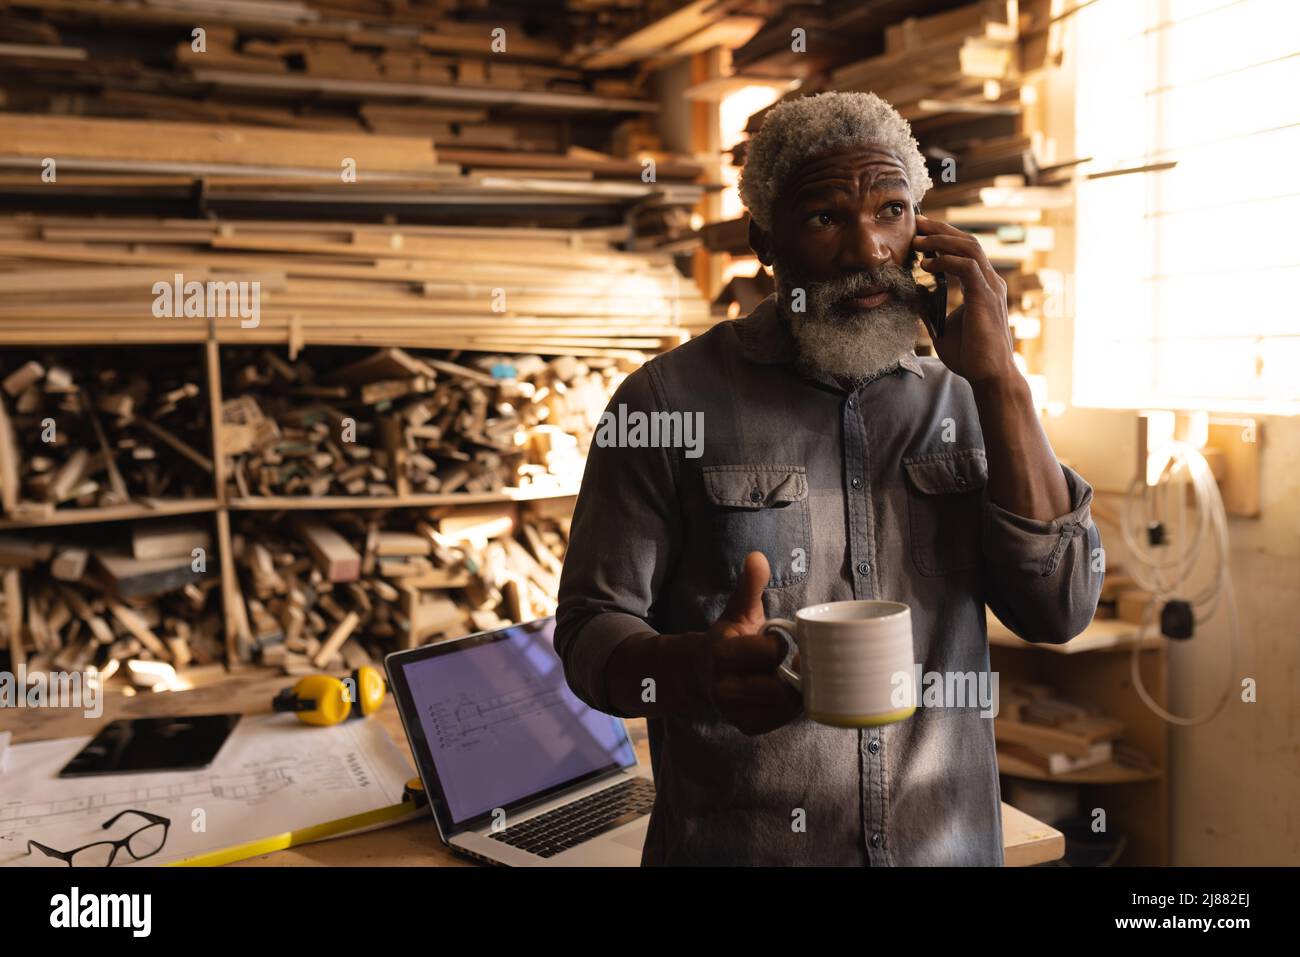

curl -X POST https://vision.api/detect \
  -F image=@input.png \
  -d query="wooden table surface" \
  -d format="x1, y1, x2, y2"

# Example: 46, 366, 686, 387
3, 669, 1064, 867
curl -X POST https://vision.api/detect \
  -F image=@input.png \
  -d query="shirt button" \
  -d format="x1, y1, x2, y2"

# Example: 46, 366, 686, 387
871, 832, 883, 848
846, 398, 855, 409
868, 739, 880, 755
856, 560, 870, 576
850, 476, 863, 489
749, 489, 763, 502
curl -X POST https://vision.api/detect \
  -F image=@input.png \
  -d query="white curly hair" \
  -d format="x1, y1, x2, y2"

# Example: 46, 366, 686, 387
739, 91, 934, 231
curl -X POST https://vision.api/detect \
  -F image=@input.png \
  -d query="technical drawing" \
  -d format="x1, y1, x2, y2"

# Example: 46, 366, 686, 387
424, 679, 568, 751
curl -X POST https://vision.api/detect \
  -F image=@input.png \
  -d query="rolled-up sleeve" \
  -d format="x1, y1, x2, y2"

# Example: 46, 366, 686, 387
981, 464, 1102, 644
554, 361, 680, 715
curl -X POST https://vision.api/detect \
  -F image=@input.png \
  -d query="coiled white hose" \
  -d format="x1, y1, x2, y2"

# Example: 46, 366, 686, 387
1120, 441, 1239, 726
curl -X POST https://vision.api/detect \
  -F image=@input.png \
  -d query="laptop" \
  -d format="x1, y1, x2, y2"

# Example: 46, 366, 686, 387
385, 617, 655, 866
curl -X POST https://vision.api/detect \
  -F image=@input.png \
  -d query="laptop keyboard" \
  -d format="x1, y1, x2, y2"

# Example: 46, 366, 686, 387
487, 778, 656, 859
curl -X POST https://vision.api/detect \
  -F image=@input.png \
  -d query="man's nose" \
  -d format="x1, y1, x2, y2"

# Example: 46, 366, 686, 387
837, 216, 892, 272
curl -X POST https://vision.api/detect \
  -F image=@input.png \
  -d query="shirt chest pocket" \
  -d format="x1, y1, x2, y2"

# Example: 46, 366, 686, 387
701, 464, 810, 589
902, 450, 987, 576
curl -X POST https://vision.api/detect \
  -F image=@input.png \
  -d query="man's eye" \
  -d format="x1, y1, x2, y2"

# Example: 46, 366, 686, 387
880, 201, 906, 218
806, 211, 836, 228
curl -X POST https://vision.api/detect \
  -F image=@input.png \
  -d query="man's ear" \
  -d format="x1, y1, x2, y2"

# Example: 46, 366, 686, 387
747, 217, 774, 267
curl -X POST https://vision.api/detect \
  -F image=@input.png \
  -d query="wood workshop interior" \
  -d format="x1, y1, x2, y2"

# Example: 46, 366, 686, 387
0, 0, 1296, 876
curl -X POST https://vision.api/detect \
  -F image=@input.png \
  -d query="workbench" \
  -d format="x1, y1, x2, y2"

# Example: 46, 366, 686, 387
2, 670, 1064, 867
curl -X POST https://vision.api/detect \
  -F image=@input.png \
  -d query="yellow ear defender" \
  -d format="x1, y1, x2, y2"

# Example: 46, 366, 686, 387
272, 666, 387, 726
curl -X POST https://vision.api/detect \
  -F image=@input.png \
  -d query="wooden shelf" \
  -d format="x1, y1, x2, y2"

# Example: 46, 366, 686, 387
0, 489, 581, 527
0, 498, 220, 531
989, 633, 1170, 863
227, 486, 580, 510
997, 749, 1163, 784
190, 68, 660, 114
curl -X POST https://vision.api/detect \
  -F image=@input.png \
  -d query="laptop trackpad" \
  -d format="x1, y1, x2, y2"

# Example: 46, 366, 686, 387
612, 828, 646, 850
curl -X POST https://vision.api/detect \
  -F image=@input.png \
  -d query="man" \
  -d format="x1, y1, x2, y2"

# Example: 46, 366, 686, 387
555, 91, 1102, 865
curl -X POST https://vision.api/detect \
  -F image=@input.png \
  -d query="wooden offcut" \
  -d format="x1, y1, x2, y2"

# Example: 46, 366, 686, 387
296, 519, 362, 582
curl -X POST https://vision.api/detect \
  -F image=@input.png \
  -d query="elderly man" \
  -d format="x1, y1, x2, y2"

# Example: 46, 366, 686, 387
555, 91, 1101, 865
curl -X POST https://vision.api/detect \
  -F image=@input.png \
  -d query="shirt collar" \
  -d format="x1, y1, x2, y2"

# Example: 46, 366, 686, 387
736, 294, 926, 380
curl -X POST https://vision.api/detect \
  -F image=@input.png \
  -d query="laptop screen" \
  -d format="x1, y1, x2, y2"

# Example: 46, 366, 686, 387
393, 618, 637, 829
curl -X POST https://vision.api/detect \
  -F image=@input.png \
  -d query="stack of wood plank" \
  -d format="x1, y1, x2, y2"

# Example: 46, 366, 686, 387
0, 0, 630, 115
0, 112, 707, 216
0, 349, 213, 521
0, 518, 225, 680
233, 498, 572, 672
221, 346, 626, 499
732, 0, 958, 79
827, 0, 1019, 120
1094, 565, 1155, 626
995, 683, 1130, 776
0, 0, 710, 231
0, 214, 705, 355
565, 0, 765, 71
705, 0, 1070, 350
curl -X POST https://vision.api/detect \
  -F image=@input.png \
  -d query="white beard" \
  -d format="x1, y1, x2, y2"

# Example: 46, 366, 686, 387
775, 265, 922, 383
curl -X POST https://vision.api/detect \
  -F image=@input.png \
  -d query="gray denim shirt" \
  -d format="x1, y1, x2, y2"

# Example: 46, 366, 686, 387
555, 295, 1102, 866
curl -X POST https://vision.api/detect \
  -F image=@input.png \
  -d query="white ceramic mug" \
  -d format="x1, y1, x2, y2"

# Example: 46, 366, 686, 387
763, 600, 916, 728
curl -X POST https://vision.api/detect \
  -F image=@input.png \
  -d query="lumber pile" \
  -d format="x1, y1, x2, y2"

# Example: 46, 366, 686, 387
566, 0, 765, 71
221, 346, 624, 499
0, 518, 225, 682
0, 214, 705, 355
0, 348, 213, 521
0, 112, 442, 178
233, 498, 572, 672
0, 0, 711, 235
705, 0, 1070, 366
827, 0, 1019, 120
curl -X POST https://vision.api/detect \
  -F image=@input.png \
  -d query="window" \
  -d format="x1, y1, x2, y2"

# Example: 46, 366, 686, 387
1071, 0, 1299, 413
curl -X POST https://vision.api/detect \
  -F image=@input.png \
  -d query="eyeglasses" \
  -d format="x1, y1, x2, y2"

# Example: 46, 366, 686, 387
25, 809, 171, 867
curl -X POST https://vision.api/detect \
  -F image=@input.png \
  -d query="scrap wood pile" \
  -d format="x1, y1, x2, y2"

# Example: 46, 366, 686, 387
0, 348, 213, 521
221, 345, 627, 498
0, 517, 225, 682
0, 214, 705, 356
234, 498, 571, 670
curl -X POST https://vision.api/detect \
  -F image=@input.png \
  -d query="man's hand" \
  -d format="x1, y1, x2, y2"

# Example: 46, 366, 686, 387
702, 551, 803, 736
912, 214, 1070, 520
912, 214, 1016, 388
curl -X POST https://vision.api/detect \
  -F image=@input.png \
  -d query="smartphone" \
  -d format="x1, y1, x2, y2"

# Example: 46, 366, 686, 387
913, 204, 948, 339
59, 714, 241, 777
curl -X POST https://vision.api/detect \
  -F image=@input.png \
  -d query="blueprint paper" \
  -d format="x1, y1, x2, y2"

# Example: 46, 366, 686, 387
0, 714, 414, 866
